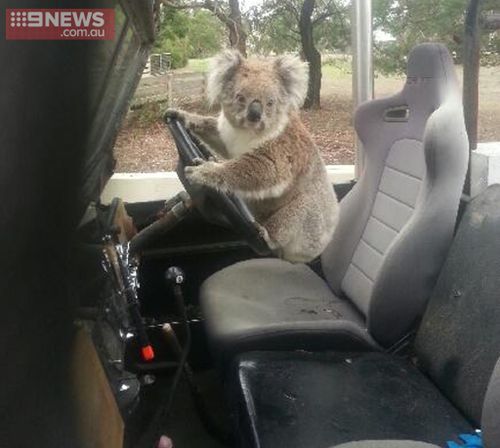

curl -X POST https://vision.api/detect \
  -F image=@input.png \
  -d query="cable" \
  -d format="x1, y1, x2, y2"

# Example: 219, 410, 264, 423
136, 271, 190, 448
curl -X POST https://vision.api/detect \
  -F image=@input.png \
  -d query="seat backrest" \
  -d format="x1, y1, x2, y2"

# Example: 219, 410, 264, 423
321, 43, 469, 346
414, 185, 500, 428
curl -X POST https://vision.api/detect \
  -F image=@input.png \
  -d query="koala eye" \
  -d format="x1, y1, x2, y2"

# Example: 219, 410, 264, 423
267, 99, 275, 107
236, 94, 246, 104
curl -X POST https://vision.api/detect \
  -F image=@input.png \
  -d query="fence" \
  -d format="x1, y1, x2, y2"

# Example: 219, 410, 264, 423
143, 53, 172, 77
133, 71, 207, 107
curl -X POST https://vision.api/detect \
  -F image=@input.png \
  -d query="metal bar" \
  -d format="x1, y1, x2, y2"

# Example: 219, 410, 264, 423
462, 0, 483, 196
351, 0, 374, 178
463, 0, 482, 152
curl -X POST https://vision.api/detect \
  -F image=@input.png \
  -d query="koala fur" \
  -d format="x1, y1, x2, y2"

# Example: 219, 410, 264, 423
166, 50, 339, 263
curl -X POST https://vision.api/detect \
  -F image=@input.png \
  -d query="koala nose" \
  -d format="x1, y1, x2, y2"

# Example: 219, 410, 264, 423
247, 101, 263, 122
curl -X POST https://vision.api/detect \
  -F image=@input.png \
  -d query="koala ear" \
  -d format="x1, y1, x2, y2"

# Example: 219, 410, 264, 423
206, 49, 244, 105
275, 55, 309, 109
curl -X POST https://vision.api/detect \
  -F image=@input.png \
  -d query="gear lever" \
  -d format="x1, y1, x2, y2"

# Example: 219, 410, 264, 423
136, 267, 189, 448
161, 267, 191, 418
164, 267, 198, 381
165, 267, 185, 306
163, 266, 190, 362
162, 267, 233, 446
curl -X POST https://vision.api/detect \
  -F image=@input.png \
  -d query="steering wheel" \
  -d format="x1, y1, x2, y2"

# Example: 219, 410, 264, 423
165, 116, 270, 256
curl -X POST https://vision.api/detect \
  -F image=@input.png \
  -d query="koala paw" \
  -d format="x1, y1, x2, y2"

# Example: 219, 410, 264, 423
256, 223, 279, 250
163, 108, 185, 124
184, 161, 223, 189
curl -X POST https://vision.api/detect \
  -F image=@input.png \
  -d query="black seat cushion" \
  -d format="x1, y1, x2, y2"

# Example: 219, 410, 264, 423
230, 351, 473, 448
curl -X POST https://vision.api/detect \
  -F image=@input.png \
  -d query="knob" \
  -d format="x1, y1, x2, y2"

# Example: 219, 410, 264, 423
165, 266, 185, 285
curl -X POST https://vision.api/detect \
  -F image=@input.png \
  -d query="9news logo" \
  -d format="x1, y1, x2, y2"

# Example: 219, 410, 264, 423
6, 9, 115, 40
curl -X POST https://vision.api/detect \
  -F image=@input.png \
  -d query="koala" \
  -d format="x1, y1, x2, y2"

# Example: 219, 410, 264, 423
165, 50, 339, 263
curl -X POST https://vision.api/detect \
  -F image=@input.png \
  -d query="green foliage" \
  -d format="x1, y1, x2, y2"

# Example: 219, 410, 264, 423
248, 7, 300, 54
373, 0, 500, 74
248, 0, 350, 55
154, 8, 224, 69
373, 0, 465, 74
155, 1, 500, 73
186, 11, 225, 59
154, 9, 190, 68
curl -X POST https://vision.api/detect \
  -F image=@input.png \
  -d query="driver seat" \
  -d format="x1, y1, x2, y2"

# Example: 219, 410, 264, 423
200, 43, 469, 361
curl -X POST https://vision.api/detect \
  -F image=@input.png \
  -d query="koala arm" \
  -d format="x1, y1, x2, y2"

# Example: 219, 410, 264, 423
185, 144, 310, 200
164, 109, 228, 158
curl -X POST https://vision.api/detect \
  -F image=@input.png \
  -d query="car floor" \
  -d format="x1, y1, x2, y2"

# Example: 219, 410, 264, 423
126, 368, 232, 448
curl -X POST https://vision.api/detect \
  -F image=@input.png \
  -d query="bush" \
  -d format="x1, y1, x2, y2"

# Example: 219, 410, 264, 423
187, 11, 225, 59
163, 36, 190, 69
154, 9, 190, 69
154, 9, 224, 70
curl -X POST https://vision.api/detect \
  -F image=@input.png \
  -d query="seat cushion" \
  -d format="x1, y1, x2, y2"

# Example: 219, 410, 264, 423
230, 351, 473, 448
201, 259, 378, 360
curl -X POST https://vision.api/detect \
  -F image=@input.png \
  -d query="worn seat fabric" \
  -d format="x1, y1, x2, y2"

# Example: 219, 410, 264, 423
201, 43, 469, 358
233, 351, 472, 448
330, 356, 500, 448
202, 258, 378, 357
229, 185, 500, 448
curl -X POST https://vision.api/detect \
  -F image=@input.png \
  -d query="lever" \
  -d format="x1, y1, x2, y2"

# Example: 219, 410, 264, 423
165, 266, 186, 314
162, 266, 233, 445
165, 266, 185, 286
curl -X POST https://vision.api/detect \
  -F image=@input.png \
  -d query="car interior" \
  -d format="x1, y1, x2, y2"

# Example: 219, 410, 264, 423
2, 1, 499, 448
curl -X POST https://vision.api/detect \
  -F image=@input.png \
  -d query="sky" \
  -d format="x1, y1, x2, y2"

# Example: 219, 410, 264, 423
241, 0, 264, 12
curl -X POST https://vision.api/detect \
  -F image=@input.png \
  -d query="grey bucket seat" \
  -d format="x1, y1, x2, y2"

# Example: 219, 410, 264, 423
228, 185, 500, 448
201, 43, 469, 359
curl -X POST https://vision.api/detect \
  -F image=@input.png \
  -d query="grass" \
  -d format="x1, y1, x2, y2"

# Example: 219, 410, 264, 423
322, 57, 352, 78
185, 58, 210, 73
182, 56, 353, 77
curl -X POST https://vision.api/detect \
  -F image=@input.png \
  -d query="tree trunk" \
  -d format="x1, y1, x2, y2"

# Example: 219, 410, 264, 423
228, 0, 247, 56
299, 0, 321, 109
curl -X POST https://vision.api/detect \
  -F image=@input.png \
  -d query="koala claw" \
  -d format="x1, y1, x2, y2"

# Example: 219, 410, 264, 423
256, 223, 278, 250
163, 108, 184, 124
184, 161, 221, 188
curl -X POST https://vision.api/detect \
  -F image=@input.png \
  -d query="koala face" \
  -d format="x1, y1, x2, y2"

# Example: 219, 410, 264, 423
207, 50, 309, 134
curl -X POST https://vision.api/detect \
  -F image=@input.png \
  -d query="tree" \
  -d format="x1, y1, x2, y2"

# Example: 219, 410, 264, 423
187, 10, 226, 58
161, 0, 248, 56
154, 8, 191, 68
250, 0, 349, 109
373, 0, 500, 74
154, 7, 226, 67
300, 0, 322, 109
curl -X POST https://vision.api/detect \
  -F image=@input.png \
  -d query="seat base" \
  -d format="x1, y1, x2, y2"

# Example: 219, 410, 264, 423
229, 351, 473, 448
201, 259, 378, 362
